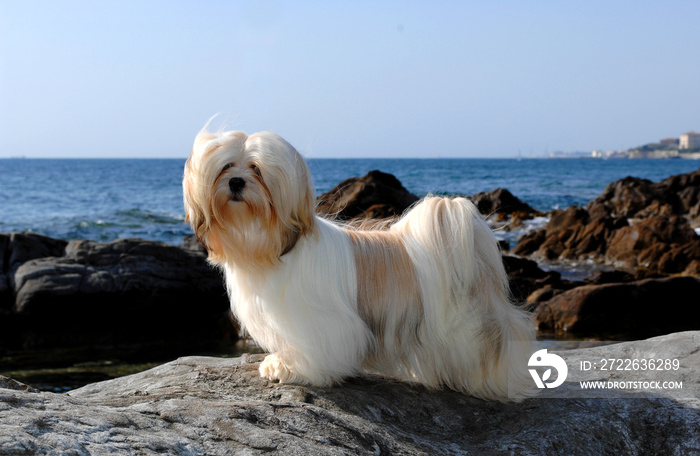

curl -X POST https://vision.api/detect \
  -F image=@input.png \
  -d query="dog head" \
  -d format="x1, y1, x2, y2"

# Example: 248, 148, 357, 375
183, 129, 316, 268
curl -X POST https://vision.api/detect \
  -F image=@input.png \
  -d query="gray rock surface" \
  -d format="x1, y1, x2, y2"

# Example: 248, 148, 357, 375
1, 235, 232, 353
0, 233, 68, 310
1, 331, 698, 455
13, 237, 225, 315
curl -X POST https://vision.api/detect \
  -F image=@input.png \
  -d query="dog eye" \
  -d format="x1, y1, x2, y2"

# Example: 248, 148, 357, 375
222, 163, 234, 172
250, 164, 261, 176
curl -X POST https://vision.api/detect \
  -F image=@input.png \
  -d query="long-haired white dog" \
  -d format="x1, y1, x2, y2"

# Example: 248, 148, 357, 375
183, 128, 536, 401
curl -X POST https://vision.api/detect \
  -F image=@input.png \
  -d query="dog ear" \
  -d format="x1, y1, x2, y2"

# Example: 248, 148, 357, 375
183, 199, 209, 250
280, 163, 316, 256
280, 230, 299, 257
183, 157, 216, 255
296, 182, 316, 234
277, 194, 311, 257
186, 200, 225, 261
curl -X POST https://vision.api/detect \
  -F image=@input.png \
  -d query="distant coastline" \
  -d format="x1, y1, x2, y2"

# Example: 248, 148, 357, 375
549, 130, 700, 159
549, 151, 700, 159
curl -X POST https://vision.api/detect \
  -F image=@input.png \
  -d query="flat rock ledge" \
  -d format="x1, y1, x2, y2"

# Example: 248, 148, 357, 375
1, 332, 699, 455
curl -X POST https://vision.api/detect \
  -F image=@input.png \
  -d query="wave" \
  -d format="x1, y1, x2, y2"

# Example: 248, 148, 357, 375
0, 208, 190, 245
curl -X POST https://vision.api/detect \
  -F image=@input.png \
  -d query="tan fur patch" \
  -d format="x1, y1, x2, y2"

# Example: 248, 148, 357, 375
346, 230, 424, 356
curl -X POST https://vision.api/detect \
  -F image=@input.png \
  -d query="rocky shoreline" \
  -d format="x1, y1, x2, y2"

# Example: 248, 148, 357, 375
1, 167, 699, 364
1, 167, 699, 454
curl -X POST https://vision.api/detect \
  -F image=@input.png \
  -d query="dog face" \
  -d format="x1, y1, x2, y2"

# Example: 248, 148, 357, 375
183, 130, 316, 268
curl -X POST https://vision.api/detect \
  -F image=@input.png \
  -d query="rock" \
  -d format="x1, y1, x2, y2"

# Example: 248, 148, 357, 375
583, 269, 636, 285
180, 234, 208, 255
586, 167, 700, 222
5, 232, 68, 272
510, 228, 547, 257
525, 286, 564, 306
0, 235, 10, 309
502, 254, 570, 304
0, 375, 38, 393
316, 171, 537, 227
656, 167, 700, 217
535, 276, 700, 337
354, 203, 398, 219
5, 237, 232, 352
605, 216, 700, 273
469, 187, 540, 218
1, 332, 698, 455
14, 238, 227, 313
502, 254, 548, 280
0, 233, 68, 310
513, 167, 700, 275
1, 233, 73, 350
586, 176, 662, 219
512, 206, 627, 261
513, 208, 700, 275
316, 170, 419, 220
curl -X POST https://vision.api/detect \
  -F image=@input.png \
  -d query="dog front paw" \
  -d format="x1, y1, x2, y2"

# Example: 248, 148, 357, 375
259, 353, 296, 383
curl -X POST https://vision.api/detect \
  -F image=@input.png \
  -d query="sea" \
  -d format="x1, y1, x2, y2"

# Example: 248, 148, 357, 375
1, 157, 699, 247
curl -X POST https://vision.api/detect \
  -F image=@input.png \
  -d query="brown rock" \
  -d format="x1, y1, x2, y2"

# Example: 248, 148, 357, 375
513, 209, 700, 276
586, 176, 660, 219
526, 286, 563, 306
512, 206, 626, 263
502, 255, 571, 304
513, 206, 588, 260
657, 167, 700, 214
317, 170, 419, 220
586, 167, 700, 220
469, 188, 539, 217
511, 229, 547, 257
605, 216, 700, 273
583, 270, 636, 285
535, 276, 700, 337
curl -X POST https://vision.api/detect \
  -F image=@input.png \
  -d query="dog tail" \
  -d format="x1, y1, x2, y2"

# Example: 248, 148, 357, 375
392, 196, 537, 401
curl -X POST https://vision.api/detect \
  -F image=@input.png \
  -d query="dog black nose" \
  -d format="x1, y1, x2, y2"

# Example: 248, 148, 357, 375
229, 177, 246, 193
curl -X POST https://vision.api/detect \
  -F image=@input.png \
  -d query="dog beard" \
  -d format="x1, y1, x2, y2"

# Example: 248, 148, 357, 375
183, 128, 536, 401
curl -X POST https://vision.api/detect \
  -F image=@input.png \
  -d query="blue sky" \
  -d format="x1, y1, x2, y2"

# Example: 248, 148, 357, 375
1, 1, 699, 158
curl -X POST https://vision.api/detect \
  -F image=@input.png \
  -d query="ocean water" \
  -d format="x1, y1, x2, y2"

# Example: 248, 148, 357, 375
0, 158, 698, 245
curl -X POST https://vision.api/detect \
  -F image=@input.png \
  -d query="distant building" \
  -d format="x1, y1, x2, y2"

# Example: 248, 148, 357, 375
628, 149, 679, 159
660, 138, 679, 147
548, 151, 591, 158
680, 132, 700, 149
592, 150, 628, 159
586, 131, 700, 160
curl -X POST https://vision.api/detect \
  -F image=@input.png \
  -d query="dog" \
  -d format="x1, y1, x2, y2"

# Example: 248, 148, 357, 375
183, 128, 536, 401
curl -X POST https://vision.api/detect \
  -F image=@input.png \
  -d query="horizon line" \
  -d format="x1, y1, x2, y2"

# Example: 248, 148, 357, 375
0, 155, 546, 160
